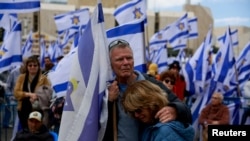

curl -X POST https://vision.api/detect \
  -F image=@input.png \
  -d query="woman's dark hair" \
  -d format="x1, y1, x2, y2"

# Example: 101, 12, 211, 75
159, 70, 176, 82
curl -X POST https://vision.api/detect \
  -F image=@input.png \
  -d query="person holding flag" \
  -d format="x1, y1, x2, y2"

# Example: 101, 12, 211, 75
103, 39, 192, 141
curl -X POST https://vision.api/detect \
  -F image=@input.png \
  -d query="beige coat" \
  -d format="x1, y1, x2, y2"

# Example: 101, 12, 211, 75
14, 73, 51, 111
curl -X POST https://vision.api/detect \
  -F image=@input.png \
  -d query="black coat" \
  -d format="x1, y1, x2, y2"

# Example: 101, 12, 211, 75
13, 125, 54, 141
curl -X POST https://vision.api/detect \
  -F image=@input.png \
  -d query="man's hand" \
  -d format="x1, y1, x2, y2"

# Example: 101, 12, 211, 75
108, 81, 119, 102
155, 106, 177, 123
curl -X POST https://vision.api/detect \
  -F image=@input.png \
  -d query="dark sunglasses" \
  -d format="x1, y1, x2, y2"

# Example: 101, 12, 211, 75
131, 108, 142, 115
108, 39, 130, 50
28, 64, 38, 67
164, 79, 175, 85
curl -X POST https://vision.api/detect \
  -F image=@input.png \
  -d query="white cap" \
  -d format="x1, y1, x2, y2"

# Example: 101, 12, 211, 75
29, 111, 42, 122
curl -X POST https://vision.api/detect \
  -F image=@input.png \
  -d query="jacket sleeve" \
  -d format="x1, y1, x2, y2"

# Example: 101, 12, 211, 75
14, 74, 27, 101
217, 105, 230, 124
144, 73, 192, 124
198, 106, 209, 125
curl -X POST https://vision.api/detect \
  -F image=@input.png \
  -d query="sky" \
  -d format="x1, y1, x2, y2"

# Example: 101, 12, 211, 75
147, 0, 250, 27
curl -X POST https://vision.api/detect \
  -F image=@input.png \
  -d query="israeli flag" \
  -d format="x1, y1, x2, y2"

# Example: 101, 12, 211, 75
151, 45, 168, 74
166, 13, 189, 50
58, 1, 113, 140
194, 26, 213, 89
0, 0, 40, 13
213, 27, 236, 94
114, 0, 146, 25
236, 42, 250, 89
22, 30, 33, 58
188, 17, 198, 39
0, 21, 22, 72
106, 18, 146, 72
148, 29, 168, 61
218, 29, 238, 47
0, 13, 18, 39
54, 8, 90, 35
48, 48, 76, 98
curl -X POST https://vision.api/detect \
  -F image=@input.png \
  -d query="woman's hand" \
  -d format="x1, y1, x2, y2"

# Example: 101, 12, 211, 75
26, 92, 38, 102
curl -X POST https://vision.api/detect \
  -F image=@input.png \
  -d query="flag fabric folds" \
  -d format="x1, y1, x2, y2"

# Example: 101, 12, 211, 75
0, 0, 40, 13
0, 21, 22, 72
148, 29, 168, 61
218, 29, 239, 47
188, 17, 198, 39
166, 13, 189, 50
22, 30, 33, 58
114, 0, 146, 25
106, 18, 146, 72
151, 45, 168, 73
58, 0, 113, 140
54, 8, 90, 35
235, 42, 250, 89
213, 27, 236, 94
48, 48, 76, 98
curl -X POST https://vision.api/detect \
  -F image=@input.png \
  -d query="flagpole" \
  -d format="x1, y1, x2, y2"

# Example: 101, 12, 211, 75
113, 103, 117, 141
39, 10, 41, 51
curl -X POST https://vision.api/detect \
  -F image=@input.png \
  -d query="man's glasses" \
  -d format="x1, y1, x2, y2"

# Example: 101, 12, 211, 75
164, 79, 175, 85
108, 39, 129, 50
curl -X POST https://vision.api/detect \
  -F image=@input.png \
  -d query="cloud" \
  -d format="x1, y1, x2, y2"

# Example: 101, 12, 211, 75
215, 17, 250, 26
148, 0, 202, 10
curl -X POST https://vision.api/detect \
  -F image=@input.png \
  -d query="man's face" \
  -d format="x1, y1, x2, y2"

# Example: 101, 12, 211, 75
28, 119, 42, 133
211, 93, 221, 106
44, 58, 51, 65
110, 47, 134, 78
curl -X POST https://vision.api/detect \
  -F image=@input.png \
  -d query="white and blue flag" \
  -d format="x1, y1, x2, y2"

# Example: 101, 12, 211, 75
151, 45, 168, 74
58, 1, 113, 140
22, 30, 33, 58
0, 21, 22, 72
0, 0, 40, 13
213, 27, 236, 95
166, 13, 189, 50
235, 41, 250, 89
148, 29, 168, 61
218, 29, 238, 47
106, 18, 146, 72
114, 0, 146, 25
188, 17, 198, 39
48, 48, 76, 98
54, 8, 90, 35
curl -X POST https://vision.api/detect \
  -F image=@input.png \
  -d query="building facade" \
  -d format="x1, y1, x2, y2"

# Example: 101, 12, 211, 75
17, 0, 249, 56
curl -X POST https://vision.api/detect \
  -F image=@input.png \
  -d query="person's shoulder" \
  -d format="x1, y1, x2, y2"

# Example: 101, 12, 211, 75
18, 74, 26, 79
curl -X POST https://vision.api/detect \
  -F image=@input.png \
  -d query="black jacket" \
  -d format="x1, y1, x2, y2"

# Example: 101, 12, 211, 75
13, 125, 53, 141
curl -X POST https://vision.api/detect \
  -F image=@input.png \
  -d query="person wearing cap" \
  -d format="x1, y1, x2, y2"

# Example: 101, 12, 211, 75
13, 111, 54, 141
168, 61, 187, 101
103, 39, 192, 141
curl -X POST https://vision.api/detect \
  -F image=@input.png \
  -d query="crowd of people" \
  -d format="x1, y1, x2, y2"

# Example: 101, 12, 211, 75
0, 38, 249, 141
